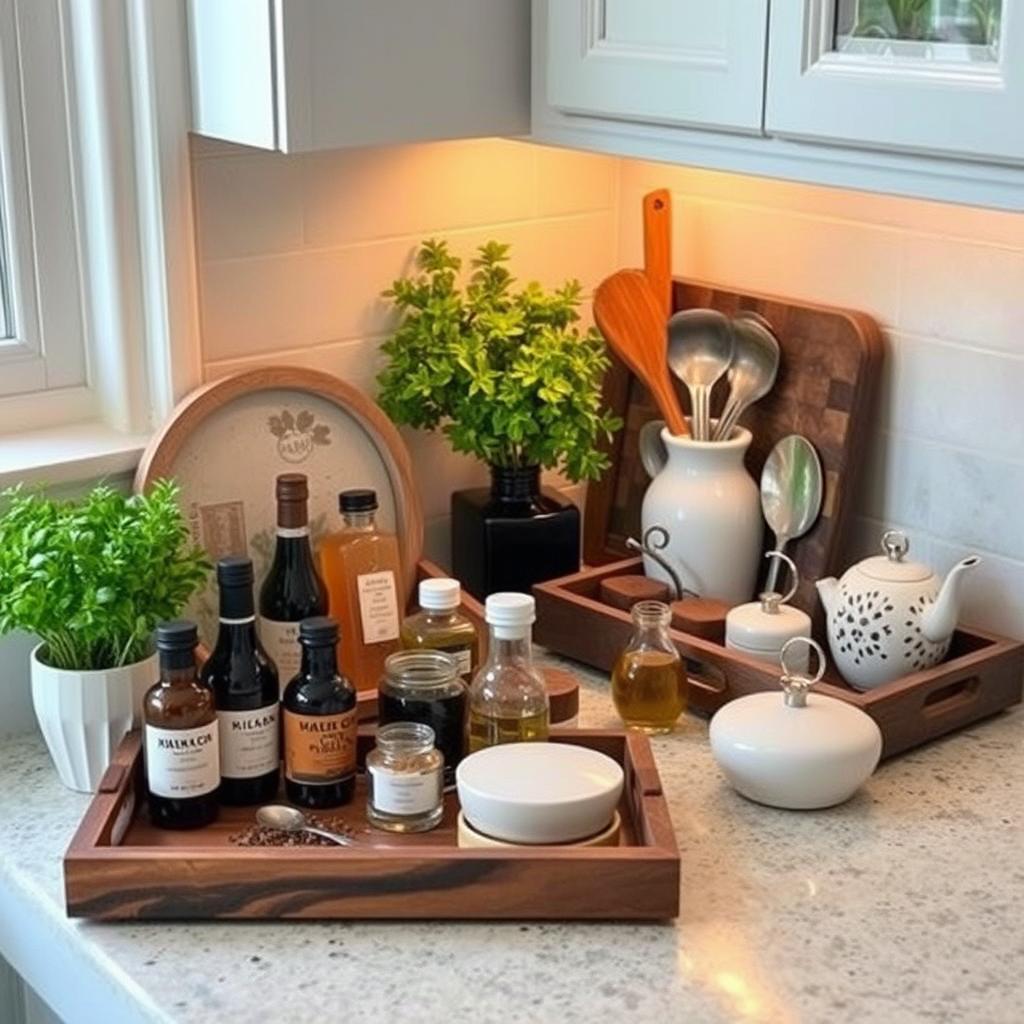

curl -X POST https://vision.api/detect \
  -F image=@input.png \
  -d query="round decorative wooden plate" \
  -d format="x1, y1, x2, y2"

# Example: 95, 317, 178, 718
135, 367, 423, 649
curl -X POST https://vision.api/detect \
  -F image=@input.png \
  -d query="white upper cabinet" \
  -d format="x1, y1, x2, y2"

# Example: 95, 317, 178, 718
546, 0, 769, 133
188, 0, 529, 152
766, 0, 1023, 163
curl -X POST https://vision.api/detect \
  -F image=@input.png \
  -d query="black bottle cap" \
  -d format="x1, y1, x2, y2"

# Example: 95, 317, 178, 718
155, 620, 198, 653
216, 556, 253, 588
339, 488, 377, 513
299, 616, 339, 646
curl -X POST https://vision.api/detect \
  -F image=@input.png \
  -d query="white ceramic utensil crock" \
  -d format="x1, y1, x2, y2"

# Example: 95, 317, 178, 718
726, 551, 811, 670
456, 741, 623, 844
816, 530, 980, 691
30, 646, 157, 793
709, 638, 882, 810
640, 422, 762, 604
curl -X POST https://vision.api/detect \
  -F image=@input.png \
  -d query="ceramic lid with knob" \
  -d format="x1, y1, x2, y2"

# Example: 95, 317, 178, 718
725, 552, 811, 655
856, 529, 932, 584
708, 637, 883, 810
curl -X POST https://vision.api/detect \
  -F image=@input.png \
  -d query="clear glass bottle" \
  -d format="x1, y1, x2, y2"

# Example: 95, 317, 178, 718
467, 593, 549, 752
400, 578, 479, 680
319, 488, 402, 692
366, 722, 444, 833
379, 649, 466, 787
611, 601, 687, 734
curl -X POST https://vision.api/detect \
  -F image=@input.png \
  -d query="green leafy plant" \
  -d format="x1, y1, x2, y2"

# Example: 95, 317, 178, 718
0, 480, 210, 671
377, 239, 621, 481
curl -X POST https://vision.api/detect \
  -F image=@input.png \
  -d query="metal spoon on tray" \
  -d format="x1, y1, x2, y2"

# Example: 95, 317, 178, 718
760, 435, 823, 593
667, 309, 734, 441
256, 804, 357, 846
713, 312, 780, 442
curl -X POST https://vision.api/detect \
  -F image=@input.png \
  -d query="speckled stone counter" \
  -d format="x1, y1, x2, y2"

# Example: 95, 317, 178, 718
1, 654, 1022, 1024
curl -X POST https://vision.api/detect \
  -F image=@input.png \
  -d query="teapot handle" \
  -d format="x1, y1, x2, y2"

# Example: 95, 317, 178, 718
638, 420, 668, 479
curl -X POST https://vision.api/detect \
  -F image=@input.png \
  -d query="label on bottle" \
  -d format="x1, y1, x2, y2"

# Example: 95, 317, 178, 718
283, 708, 357, 785
369, 765, 442, 815
435, 643, 473, 678
218, 704, 280, 779
144, 721, 219, 799
260, 618, 302, 689
356, 570, 400, 644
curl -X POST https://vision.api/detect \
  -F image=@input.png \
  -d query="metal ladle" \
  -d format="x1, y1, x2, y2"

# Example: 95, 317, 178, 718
256, 804, 357, 846
760, 435, 824, 594
667, 309, 734, 441
713, 312, 780, 442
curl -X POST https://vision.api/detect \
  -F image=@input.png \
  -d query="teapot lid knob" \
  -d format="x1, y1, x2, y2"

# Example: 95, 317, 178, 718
759, 550, 800, 612
779, 637, 826, 708
881, 529, 909, 562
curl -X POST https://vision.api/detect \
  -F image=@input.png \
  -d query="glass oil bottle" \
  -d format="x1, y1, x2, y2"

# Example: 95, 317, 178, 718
399, 577, 479, 680
467, 592, 549, 752
611, 600, 687, 733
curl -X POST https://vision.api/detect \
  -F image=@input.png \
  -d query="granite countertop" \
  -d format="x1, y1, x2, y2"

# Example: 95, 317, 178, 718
1, 654, 1021, 1024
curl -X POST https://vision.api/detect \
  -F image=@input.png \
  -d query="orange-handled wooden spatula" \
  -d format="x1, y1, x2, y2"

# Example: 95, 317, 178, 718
593, 269, 689, 437
643, 189, 672, 317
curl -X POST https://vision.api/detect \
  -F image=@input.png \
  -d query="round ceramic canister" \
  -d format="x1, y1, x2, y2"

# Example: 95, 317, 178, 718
725, 552, 811, 669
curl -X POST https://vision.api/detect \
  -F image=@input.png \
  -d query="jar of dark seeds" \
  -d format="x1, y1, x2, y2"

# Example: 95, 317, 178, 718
366, 722, 444, 832
378, 649, 466, 787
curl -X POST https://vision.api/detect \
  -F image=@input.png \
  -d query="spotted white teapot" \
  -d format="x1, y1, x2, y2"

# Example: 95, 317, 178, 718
816, 530, 979, 691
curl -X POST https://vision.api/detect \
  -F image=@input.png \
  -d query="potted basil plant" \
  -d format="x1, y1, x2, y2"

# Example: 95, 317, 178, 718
0, 480, 209, 792
378, 239, 620, 599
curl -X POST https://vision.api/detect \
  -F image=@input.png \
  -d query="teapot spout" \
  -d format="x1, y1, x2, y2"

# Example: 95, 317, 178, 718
815, 576, 840, 617
921, 556, 981, 644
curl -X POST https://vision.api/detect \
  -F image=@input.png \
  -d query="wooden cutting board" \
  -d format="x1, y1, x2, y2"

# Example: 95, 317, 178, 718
584, 279, 884, 624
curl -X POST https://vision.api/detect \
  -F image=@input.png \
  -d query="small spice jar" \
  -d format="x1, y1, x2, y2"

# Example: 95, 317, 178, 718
379, 649, 467, 787
366, 722, 444, 832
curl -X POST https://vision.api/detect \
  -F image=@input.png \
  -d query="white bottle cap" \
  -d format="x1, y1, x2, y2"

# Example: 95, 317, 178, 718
419, 577, 461, 611
485, 592, 535, 638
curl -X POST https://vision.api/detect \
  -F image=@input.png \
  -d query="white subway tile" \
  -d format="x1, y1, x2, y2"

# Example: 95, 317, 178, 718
535, 145, 618, 217
194, 154, 304, 261
898, 235, 1024, 353
401, 428, 489, 521
200, 213, 616, 362
302, 139, 537, 248
858, 430, 934, 531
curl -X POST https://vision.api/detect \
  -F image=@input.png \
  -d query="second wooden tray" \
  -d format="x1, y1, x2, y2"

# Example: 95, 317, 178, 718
64, 729, 680, 921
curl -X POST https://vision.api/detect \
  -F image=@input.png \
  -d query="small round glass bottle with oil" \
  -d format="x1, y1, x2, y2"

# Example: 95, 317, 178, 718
467, 593, 549, 752
611, 600, 687, 733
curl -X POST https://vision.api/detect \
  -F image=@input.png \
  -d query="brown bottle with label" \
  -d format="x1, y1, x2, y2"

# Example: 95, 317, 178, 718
143, 620, 220, 829
319, 489, 402, 691
259, 474, 328, 690
282, 616, 358, 808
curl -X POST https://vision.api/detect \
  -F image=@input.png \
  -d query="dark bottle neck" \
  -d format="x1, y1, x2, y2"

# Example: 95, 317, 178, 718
158, 660, 197, 684
277, 497, 309, 530
218, 581, 255, 621
301, 642, 338, 680
271, 531, 316, 569
490, 464, 541, 503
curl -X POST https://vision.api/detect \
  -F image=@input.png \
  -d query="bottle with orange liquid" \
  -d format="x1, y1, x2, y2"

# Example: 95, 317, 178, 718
319, 489, 402, 691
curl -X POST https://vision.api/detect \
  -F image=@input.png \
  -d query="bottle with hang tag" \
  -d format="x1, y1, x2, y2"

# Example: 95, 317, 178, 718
725, 551, 812, 671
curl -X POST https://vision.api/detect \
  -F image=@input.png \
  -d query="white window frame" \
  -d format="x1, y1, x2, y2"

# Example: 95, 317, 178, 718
0, 0, 202, 482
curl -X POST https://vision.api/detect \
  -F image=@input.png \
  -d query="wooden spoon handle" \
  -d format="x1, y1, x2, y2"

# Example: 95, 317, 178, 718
643, 189, 672, 318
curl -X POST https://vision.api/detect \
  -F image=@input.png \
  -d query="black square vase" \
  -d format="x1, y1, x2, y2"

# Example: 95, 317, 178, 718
451, 465, 580, 601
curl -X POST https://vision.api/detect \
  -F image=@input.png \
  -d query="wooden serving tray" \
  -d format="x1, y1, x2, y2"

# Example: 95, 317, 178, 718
534, 557, 1024, 759
586, 279, 884, 628
64, 729, 680, 921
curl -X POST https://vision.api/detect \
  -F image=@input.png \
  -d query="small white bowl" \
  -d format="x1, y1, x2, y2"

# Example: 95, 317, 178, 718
456, 810, 622, 848
456, 742, 624, 844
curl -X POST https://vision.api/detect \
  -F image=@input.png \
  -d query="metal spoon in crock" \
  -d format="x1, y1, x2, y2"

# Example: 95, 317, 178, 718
667, 309, 734, 441
713, 313, 780, 441
256, 804, 356, 847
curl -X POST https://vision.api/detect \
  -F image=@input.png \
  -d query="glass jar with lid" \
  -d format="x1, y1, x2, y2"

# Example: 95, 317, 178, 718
379, 649, 467, 787
366, 722, 444, 832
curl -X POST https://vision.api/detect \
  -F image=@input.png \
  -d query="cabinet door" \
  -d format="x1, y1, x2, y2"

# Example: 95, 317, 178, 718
767, 0, 1024, 163
545, 0, 769, 133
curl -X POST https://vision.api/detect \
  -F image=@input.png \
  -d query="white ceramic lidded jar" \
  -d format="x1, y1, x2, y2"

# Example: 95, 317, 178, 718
639, 422, 762, 605
725, 552, 812, 671
709, 637, 882, 810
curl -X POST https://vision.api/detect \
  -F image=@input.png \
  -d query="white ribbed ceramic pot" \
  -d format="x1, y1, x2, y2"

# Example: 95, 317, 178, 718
30, 645, 157, 793
640, 425, 762, 604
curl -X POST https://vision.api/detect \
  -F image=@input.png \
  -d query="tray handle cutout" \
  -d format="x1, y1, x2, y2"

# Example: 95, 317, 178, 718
921, 675, 981, 720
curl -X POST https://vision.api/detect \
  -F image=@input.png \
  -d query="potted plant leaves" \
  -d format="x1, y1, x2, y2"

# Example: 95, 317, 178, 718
378, 239, 620, 599
0, 480, 209, 791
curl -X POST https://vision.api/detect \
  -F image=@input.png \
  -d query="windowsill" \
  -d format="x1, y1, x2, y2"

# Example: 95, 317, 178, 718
0, 421, 150, 488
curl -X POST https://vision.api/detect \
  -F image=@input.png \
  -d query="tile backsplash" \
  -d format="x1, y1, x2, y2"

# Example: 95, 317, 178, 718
192, 137, 1024, 637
